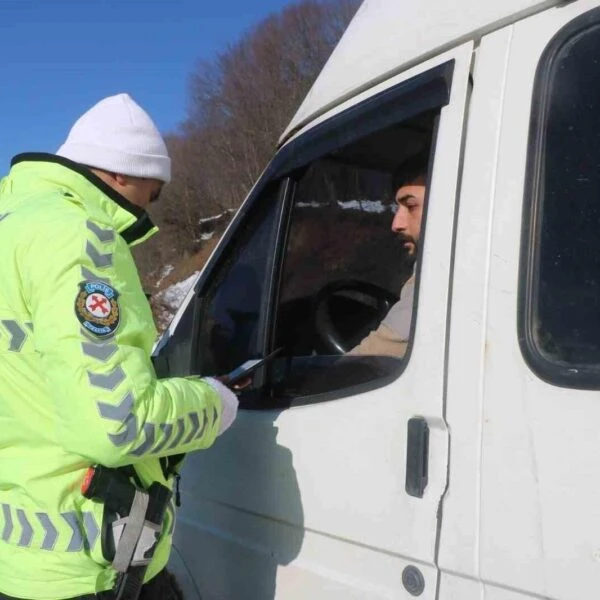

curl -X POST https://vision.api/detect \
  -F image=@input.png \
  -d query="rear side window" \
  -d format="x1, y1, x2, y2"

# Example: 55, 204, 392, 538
521, 9, 600, 388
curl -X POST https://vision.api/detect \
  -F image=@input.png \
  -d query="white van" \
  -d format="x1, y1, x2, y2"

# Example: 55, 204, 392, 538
157, 0, 600, 598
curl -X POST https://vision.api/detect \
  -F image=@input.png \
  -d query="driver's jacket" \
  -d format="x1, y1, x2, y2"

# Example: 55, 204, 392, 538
0, 154, 223, 599
350, 276, 415, 357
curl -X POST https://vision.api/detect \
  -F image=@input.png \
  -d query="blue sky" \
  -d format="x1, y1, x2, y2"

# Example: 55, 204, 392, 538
0, 0, 294, 171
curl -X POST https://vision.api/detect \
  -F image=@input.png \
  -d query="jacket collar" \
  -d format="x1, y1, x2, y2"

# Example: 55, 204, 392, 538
9, 153, 158, 246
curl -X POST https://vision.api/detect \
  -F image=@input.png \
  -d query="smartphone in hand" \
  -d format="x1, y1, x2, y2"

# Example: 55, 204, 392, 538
221, 348, 283, 386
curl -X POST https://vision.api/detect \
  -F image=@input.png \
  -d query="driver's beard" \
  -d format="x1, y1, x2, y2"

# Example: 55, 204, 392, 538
398, 239, 418, 269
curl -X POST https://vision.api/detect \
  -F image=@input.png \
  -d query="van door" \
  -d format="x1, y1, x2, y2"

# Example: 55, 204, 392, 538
439, 2, 600, 599
158, 42, 473, 600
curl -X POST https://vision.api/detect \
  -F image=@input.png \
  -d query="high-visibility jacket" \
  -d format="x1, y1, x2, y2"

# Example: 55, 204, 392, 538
0, 154, 222, 599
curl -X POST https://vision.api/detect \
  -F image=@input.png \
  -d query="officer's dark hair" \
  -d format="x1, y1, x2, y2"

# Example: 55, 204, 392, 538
391, 147, 430, 192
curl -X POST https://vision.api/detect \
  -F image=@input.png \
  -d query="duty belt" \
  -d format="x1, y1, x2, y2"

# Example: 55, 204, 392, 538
82, 465, 172, 600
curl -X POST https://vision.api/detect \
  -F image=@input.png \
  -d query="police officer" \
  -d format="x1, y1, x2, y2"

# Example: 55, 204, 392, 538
0, 94, 239, 599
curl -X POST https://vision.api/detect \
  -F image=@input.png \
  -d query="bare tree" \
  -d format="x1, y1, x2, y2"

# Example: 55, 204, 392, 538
135, 0, 360, 300
185, 0, 360, 207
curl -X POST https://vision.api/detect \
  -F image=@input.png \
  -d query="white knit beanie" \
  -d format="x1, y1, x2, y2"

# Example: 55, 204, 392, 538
56, 93, 171, 183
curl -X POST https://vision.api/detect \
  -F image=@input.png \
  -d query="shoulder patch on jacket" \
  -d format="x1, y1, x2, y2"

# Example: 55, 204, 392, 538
75, 281, 120, 337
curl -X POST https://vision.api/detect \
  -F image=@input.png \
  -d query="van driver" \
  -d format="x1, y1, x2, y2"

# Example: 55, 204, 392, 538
350, 153, 427, 358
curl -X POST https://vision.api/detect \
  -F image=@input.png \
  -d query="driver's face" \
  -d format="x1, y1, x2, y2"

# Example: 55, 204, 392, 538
391, 176, 426, 258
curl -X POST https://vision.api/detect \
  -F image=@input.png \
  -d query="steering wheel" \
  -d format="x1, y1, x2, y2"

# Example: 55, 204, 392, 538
313, 279, 399, 354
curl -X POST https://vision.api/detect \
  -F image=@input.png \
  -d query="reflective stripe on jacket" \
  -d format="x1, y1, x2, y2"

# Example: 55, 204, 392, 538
0, 154, 222, 599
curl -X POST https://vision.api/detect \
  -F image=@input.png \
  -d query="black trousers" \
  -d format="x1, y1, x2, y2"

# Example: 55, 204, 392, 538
0, 569, 184, 600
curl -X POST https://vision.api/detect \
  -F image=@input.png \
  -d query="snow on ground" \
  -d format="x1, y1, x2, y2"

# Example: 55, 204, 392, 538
155, 271, 200, 329
297, 199, 394, 213
162, 271, 199, 310
338, 199, 393, 213
155, 264, 174, 287
296, 201, 322, 208
198, 208, 237, 224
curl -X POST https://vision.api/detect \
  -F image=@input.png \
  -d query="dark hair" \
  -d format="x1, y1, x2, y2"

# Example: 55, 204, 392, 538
391, 148, 430, 191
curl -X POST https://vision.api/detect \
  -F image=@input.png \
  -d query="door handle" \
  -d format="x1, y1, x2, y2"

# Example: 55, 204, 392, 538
406, 417, 429, 498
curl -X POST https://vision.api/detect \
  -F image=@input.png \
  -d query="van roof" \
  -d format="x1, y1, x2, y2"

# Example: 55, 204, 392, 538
280, 0, 561, 144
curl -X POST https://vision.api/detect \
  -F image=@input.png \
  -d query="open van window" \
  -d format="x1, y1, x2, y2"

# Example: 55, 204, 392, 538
270, 114, 436, 403
158, 62, 453, 408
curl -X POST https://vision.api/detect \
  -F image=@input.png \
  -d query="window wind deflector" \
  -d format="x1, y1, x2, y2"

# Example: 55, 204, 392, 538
268, 61, 454, 180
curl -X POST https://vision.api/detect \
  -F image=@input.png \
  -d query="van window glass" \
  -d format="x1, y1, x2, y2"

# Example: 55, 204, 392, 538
172, 64, 456, 406
271, 112, 437, 401
193, 185, 282, 377
523, 14, 600, 386
153, 294, 196, 378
